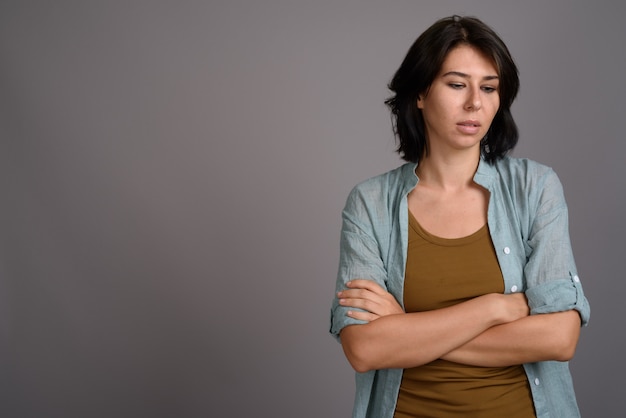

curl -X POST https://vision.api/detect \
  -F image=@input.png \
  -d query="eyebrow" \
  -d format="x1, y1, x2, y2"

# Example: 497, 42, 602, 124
442, 71, 499, 81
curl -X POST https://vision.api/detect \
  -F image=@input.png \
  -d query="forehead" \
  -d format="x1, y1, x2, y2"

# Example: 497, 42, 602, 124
439, 44, 498, 76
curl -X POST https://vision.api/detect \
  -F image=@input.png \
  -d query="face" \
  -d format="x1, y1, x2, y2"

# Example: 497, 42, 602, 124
417, 44, 500, 156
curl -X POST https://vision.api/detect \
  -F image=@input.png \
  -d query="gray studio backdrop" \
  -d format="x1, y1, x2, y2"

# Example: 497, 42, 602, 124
1, 1, 624, 417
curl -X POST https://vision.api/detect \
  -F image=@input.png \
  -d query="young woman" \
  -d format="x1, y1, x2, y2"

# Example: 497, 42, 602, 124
330, 16, 590, 418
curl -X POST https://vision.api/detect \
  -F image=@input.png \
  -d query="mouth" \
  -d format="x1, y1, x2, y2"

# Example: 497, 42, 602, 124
456, 120, 481, 135
457, 120, 481, 127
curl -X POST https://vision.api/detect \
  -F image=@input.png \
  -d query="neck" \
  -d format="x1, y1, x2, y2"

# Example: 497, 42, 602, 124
416, 150, 480, 191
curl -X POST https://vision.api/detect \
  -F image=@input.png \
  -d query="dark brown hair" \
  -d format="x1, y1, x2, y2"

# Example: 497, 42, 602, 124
385, 15, 520, 163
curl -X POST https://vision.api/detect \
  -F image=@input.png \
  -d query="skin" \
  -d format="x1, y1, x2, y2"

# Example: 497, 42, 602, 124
339, 45, 581, 373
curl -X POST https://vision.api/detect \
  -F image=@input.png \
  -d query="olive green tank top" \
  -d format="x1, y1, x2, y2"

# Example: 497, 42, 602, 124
393, 212, 536, 418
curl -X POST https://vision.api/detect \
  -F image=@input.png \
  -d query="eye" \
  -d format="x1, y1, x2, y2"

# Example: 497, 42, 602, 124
448, 83, 465, 89
481, 86, 498, 93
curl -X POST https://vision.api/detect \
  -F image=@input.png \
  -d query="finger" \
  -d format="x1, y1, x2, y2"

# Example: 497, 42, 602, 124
338, 296, 380, 313
338, 288, 382, 301
346, 279, 387, 295
338, 289, 404, 314
346, 309, 379, 322
340, 288, 401, 311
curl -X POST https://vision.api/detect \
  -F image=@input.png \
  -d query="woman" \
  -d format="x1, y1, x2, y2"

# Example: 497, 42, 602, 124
329, 16, 590, 418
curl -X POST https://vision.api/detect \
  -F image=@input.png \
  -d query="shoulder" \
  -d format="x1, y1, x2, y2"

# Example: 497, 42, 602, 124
490, 157, 567, 211
490, 156, 563, 192
346, 164, 414, 204
492, 156, 555, 180
343, 163, 415, 220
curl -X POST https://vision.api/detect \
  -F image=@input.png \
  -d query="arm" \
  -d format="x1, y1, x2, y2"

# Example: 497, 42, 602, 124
333, 168, 589, 372
338, 280, 529, 372
520, 168, 590, 324
339, 279, 580, 370
441, 310, 581, 366
357, 168, 587, 369
440, 169, 588, 367
440, 168, 588, 366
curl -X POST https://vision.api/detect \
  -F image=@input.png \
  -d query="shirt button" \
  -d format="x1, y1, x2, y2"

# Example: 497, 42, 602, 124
511, 285, 518, 292
573, 275, 580, 283
503, 247, 511, 254
534, 378, 540, 386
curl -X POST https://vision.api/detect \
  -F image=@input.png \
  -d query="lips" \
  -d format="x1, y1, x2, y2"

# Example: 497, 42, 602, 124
456, 120, 481, 135
458, 120, 481, 127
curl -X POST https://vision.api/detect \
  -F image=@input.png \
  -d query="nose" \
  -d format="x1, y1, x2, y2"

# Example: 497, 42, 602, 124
465, 87, 482, 111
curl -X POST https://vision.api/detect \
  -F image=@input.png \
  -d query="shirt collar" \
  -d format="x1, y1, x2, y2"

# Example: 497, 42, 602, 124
473, 157, 498, 189
402, 156, 499, 193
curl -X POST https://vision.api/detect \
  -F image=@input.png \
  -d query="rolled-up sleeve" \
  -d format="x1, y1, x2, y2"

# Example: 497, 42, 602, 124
523, 169, 590, 325
329, 186, 389, 341
526, 275, 590, 325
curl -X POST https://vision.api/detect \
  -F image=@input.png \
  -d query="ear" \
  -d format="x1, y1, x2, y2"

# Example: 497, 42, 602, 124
417, 96, 424, 109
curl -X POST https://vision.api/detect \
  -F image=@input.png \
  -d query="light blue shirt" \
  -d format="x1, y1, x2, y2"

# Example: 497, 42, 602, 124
330, 157, 590, 418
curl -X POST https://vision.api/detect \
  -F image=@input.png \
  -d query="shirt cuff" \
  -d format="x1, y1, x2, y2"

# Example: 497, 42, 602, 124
525, 273, 590, 326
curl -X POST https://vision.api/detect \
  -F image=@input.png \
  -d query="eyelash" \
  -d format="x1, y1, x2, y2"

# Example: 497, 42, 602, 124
448, 83, 497, 93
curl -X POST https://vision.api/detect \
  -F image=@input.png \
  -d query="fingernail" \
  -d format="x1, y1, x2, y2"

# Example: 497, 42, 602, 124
337, 291, 343, 297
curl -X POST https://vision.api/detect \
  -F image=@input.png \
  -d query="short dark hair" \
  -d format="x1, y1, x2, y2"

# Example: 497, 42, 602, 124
385, 15, 520, 163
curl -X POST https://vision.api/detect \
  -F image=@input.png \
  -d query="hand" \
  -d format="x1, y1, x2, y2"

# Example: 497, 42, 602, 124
337, 279, 404, 322
490, 292, 530, 324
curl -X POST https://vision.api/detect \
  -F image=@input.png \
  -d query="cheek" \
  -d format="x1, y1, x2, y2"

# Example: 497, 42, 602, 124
488, 98, 500, 118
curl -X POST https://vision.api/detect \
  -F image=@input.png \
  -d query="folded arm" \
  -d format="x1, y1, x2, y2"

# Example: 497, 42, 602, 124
338, 280, 529, 372
441, 309, 581, 366
338, 280, 581, 372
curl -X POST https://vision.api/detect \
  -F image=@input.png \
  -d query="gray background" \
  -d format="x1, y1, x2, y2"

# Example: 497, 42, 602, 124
1, 1, 624, 417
